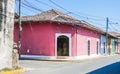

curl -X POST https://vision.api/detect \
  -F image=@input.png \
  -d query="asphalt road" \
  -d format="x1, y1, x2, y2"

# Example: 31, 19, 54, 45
20, 55, 120, 74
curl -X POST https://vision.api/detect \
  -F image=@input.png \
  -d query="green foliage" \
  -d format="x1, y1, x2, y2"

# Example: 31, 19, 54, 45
0, 67, 22, 72
0, 67, 12, 72
14, 66, 21, 70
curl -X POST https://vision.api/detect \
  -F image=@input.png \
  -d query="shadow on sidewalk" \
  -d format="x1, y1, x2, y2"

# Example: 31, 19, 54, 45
87, 62, 120, 74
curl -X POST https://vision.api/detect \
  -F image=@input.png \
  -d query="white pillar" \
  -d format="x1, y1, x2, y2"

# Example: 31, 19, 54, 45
0, 0, 15, 69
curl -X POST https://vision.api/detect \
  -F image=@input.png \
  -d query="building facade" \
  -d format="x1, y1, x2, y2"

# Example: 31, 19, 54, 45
108, 32, 120, 54
14, 9, 105, 60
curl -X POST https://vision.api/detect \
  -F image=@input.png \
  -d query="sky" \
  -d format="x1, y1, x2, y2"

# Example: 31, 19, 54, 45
15, 0, 120, 33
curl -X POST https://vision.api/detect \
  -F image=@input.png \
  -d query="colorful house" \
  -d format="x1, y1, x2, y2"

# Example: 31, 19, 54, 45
14, 9, 105, 59
100, 33, 118, 55
109, 32, 120, 54
116, 39, 120, 53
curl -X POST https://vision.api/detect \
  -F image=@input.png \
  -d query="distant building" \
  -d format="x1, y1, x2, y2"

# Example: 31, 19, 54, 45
14, 9, 107, 60
109, 32, 120, 54
100, 34, 106, 55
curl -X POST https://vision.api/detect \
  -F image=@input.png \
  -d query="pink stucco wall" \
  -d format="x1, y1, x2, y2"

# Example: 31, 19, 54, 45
14, 22, 101, 56
14, 22, 77, 56
14, 22, 55, 56
77, 27, 101, 56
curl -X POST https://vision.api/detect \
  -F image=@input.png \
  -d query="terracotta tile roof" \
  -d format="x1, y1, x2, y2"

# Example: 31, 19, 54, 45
20, 9, 81, 24
15, 9, 106, 34
80, 20, 105, 34
109, 32, 120, 39
14, 13, 19, 19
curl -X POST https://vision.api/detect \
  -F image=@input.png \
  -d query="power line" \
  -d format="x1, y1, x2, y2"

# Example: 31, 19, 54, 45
16, 0, 43, 12
35, 0, 56, 8
16, 0, 120, 24
22, 3, 43, 12
76, 11, 106, 19
48, 0, 120, 32
49, 0, 105, 21
109, 24, 119, 32
86, 20, 105, 27
24, 0, 44, 11
49, 0, 71, 13
15, 0, 20, 14
16, 0, 116, 23
21, 5, 38, 15
15, 0, 120, 32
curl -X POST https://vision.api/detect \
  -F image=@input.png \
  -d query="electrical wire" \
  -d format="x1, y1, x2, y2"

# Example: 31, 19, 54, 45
21, 5, 38, 16
35, 0, 56, 9
49, 0, 71, 13
16, 0, 43, 12
15, 0, 120, 32
24, 0, 44, 11
49, 0, 105, 21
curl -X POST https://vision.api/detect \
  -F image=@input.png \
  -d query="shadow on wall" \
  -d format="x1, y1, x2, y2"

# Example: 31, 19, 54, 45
87, 62, 120, 74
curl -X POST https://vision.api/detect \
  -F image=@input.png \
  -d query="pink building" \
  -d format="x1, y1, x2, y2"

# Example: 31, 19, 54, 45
14, 9, 105, 59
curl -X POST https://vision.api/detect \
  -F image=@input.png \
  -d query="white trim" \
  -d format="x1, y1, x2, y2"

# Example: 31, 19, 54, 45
21, 54, 100, 60
21, 55, 56, 60
75, 54, 100, 59
96, 39, 99, 42
55, 33, 72, 56
88, 38, 91, 40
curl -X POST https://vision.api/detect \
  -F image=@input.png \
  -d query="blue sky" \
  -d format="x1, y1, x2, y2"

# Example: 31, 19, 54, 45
15, 0, 120, 32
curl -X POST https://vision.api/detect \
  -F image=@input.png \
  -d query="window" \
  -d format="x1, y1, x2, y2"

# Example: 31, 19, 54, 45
88, 40, 90, 56
103, 42, 105, 54
96, 41, 99, 54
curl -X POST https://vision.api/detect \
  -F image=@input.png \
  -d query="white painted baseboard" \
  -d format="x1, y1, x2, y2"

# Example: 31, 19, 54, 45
21, 54, 101, 60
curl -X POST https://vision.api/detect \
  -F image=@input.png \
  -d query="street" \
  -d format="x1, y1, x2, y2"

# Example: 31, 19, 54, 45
20, 55, 120, 74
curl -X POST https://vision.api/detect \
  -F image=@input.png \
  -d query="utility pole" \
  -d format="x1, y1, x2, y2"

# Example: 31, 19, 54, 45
106, 17, 109, 55
18, 0, 22, 55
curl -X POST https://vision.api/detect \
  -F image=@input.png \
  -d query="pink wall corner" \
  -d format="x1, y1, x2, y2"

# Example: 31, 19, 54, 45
76, 27, 101, 56
14, 22, 56, 56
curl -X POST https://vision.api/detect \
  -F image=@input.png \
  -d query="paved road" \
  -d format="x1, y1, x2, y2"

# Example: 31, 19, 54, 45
20, 55, 120, 74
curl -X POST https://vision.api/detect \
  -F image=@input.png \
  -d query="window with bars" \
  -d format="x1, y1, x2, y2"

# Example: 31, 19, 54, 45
88, 40, 90, 56
96, 41, 99, 54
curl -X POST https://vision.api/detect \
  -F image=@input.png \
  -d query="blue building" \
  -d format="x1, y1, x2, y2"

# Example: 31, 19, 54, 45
100, 35, 106, 55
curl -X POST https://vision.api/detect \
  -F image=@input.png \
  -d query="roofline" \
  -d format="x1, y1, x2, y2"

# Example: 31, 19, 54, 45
15, 20, 106, 34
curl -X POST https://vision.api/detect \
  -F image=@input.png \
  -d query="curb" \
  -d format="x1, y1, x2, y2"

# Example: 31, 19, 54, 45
0, 69, 25, 74
20, 54, 119, 62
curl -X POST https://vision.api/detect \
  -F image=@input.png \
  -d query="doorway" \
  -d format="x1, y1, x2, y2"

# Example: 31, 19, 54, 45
56, 33, 71, 56
57, 35, 69, 56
